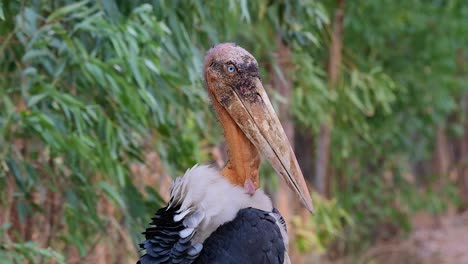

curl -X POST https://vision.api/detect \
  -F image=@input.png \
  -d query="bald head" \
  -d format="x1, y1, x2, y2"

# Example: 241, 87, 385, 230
204, 43, 259, 85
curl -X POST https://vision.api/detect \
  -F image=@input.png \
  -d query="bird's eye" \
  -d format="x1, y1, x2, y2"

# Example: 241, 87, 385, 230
226, 64, 236, 73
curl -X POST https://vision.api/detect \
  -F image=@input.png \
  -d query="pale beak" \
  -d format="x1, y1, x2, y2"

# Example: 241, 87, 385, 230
213, 77, 314, 213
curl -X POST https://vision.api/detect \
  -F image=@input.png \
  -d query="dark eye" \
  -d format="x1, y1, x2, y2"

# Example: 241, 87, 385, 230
226, 64, 236, 73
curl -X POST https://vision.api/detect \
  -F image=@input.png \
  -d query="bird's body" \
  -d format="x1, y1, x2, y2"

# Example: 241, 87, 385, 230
138, 165, 289, 264
138, 43, 312, 264
197, 207, 287, 264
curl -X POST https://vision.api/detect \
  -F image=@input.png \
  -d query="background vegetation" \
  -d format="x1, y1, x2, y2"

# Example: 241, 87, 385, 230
1, 0, 467, 263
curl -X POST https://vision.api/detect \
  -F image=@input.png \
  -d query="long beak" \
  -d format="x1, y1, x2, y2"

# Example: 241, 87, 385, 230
214, 77, 314, 213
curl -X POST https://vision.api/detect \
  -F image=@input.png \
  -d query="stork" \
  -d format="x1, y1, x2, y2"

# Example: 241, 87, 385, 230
138, 43, 313, 264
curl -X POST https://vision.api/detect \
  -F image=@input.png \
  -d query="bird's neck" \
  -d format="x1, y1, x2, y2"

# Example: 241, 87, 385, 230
209, 91, 261, 190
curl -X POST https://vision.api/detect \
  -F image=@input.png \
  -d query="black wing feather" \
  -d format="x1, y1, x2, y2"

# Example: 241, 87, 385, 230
194, 207, 285, 264
139, 207, 285, 264
138, 204, 200, 264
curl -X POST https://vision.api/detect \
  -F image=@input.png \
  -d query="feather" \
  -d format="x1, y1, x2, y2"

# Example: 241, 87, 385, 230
138, 165, 278, 263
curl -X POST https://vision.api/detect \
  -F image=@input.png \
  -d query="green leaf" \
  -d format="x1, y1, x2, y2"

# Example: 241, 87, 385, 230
143, 58, 160, 74
0, 2, 5, 21
46, 1, 89, 22
27, 93, 48, 107
98, 182, 126, 210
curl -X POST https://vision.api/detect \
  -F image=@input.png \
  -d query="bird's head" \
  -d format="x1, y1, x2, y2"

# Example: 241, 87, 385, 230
204, 43, 314, 213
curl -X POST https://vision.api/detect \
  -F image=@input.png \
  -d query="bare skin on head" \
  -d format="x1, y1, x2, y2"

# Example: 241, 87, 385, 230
204, 43, 314, 213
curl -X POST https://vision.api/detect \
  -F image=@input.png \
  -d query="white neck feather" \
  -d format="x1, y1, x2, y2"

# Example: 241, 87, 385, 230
168, 164, 273, 244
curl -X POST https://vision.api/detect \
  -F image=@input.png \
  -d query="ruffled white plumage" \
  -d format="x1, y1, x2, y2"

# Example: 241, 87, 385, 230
168, 164, 274, 244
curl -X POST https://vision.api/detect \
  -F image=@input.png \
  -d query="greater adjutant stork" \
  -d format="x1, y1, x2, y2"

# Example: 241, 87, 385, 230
138, 43, 313, 264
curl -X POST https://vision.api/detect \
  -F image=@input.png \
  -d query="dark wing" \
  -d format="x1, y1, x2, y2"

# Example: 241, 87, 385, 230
138, 204, 202, 264
194, 207, 286, 264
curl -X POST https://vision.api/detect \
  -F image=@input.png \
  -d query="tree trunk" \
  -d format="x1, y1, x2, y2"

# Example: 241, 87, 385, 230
295, 128, 315, 184
315, 0, 345, 197
315, 124, 331, 196
7, 96, 28, 240
460, 98, 468, 208
434, 124, 450, 176
456, 48, 468, 208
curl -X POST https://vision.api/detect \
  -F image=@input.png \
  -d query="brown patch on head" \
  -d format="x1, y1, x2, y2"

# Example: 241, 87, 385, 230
204, 43, 258, 71
204, 43, 261, 105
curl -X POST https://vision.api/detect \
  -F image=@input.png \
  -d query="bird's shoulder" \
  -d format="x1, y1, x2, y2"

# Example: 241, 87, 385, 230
195, 207, 286, 264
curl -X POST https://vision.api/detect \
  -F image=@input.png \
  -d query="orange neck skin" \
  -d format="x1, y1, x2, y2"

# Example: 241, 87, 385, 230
209, 90, 261, 190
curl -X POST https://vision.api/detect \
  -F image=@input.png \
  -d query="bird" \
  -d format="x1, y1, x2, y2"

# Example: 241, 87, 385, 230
138, 43, 313, 264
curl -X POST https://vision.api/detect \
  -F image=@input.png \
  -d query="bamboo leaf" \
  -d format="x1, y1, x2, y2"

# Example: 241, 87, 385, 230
0, 2, 5, 21
46, 1, 89, 22
98, 182, 126, 210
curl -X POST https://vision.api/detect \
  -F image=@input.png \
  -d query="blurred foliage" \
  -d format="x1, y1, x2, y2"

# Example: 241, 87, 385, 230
284, 0, 466, 256
0, 0, 328, 262
329, 0, 468, 252
1, 0, 211, 259
0, 0, 467, 262
0, 223, 65, 264
293, 194, 353, 253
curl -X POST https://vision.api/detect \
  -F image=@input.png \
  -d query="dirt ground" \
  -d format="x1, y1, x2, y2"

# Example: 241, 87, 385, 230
407, 211, 468, 264
311, 211, 468, 264
357, 211, 468, 264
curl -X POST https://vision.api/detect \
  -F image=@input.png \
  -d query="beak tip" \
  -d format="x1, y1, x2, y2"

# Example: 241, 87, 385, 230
305, 200, 315, 214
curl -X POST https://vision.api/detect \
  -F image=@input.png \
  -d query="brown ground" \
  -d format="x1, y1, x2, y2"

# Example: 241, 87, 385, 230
406, 211, 468, 264
308, 211, 468, 264
354, 211, 468, 264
